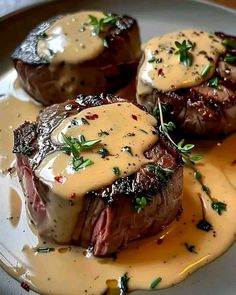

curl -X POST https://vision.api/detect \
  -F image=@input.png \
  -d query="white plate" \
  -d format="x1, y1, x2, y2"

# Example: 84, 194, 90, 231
0, 0, 236, 294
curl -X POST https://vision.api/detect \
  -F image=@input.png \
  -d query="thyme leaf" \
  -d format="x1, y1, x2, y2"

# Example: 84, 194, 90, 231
224, 55, 236, 63
118, 272, 130, 293
73, 157, 94, 171
223, 38, 236, 49
207, 77, 220, 89
134, 195, 152, 213
148, 57, 162, 63
62, 133, 100, 171
113, 167, 120, 176
211, 201, 227, 215
156, 98, 227, 215
175, 40, 195, 67
201, 63, 212, 77
97, 147, 110, 158
150, 277, 162, 289
88, 13, 118, 36
121, 146, 133, 156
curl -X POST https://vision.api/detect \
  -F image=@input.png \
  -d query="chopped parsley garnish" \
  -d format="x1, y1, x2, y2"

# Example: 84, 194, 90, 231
112, 167, 120, 176
62, 133, 100, 171
118, 272, 130, 293
148, 57, 162, 63
88, 13, 118, 36
184, 242, 197, 254
201, 63, 212, 77
150, 277, 162, 289
207, 77, 220, 89
175, 40, 195, 67
224, 55, 236, 63
223, 38, 236, 49
121, 146, 133, 156
97, 147, 110, 158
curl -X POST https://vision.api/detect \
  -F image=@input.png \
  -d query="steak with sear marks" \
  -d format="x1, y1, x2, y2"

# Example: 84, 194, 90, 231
13, 94, 183, 256
12, 12, 141, 106
137, 32, 236, 138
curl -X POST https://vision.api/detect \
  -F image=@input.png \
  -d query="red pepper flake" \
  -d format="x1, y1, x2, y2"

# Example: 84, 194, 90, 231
70, 193, 77, 199
85, 113, 99, 120
21, 282, 30, 292
231, 159, 236, 165
54, 176, 67, 184
132, 114, 138, 121
158, 68, 165, 77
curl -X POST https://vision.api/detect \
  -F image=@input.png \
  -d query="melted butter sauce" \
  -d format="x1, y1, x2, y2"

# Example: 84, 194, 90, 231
37, 11, 105, 64
0, 71, 236, 294
137, 29, 226, 100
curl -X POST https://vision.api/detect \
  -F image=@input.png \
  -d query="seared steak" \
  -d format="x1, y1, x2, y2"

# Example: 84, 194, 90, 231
13, 94, 183, 256
12, 12, 141, 106
137, 32, 236, 137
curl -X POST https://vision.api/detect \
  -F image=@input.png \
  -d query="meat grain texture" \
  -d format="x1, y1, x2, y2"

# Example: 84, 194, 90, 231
13, 94, 183, 256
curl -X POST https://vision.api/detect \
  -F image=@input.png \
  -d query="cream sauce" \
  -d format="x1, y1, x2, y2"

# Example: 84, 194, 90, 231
35, 102, 157, 243
37, 102, 157, 199
137, 29, 226, 100
0, 73, 236, 295
0, 95, 41, 173
37, 11, 105, 64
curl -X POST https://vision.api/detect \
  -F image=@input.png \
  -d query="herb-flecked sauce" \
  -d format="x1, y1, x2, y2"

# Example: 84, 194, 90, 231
0, 69, 236, 295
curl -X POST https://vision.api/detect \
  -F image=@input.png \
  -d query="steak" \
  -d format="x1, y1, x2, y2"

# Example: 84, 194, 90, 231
137, 32, 236, 137
13, 94, 183, 256
12, 12, 141, 106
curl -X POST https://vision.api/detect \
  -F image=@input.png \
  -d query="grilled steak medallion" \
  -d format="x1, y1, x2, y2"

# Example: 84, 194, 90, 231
13, 94, 183, 256
12, 11, 141, 106
137, 30, 236, 137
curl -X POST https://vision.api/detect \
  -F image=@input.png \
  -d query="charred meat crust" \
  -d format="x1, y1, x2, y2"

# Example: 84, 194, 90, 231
12, 14, 138, 65
13, 93, 183, 204
12, 13, 141, 105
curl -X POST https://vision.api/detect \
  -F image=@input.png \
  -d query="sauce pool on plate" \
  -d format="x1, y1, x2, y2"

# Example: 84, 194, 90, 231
0, 69, 236, 294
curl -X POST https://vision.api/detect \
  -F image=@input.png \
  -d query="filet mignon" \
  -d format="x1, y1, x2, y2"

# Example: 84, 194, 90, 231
13, 94, 183, 256
12, 11, 141, 106
137, 31, 236, 137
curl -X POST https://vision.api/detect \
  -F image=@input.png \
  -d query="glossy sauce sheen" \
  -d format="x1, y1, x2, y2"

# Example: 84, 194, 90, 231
0, 71, 236, 295
37, 11, 105, 64
38, 102, 157, 199
137, 29, 226, 99
36, 102, 157, 242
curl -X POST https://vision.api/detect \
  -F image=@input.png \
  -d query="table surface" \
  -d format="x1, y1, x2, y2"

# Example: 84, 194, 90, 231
0, 0, 235, 17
